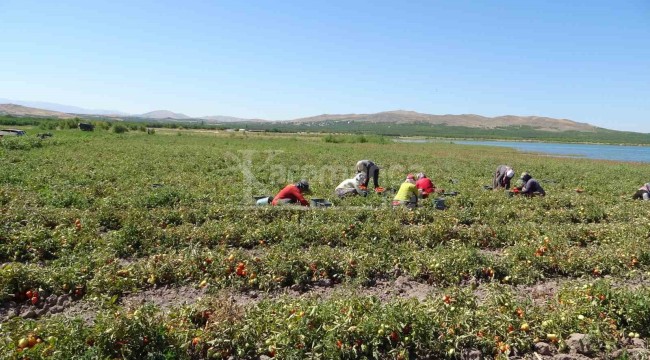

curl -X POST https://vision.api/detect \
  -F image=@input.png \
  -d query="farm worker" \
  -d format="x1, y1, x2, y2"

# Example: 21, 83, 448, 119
335, 173, 368, 198
633, 183, 650, 200
392, 174, 419, 207
493, 165, 515, 190
415, 172, 437, 198
356, 160, 383, 192
518, 172, 545, 197
272, 179, 311, 206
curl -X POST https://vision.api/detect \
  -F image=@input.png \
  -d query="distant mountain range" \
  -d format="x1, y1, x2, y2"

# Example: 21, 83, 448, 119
0, 104, 76, 119
287, 110, 598, 132
0, 98, 255, 122
0, 98, 128, 116
139, 110, 191, 120
0, 99, 605, 132
200, 115, 266, 123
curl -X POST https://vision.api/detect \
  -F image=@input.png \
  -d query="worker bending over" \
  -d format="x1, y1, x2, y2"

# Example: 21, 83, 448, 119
272, 180, 311, 206
393, 174, 419, 208
415, 173, 437, 198
356, 160, 382, 192
633, 183, 650, 200
335, 173, 368, 198
518, 172, 545, 197
493, 165, 515, 190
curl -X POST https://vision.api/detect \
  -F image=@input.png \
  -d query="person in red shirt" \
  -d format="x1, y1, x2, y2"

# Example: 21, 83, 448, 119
272, 180, 311, 206
415, 173, 437, 198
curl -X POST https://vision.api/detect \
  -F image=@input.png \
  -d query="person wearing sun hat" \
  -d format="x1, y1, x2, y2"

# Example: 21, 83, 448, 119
633, 183, 650, 201
493, 165, 515, 190
392, 174, 419, 208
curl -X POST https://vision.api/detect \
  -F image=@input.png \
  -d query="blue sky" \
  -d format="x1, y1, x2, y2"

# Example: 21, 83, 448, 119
1, 0, 648, 131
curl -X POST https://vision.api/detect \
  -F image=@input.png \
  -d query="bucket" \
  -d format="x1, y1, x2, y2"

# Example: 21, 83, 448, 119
311, 198, 333, 207
434, 198, 446, 210
256, 197, 271, 206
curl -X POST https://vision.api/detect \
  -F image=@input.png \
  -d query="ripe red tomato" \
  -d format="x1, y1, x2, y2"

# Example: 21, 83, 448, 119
390, 331, 399, 341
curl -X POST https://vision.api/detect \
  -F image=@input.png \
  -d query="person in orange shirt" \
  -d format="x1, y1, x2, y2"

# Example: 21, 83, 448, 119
272, 180, 311, 206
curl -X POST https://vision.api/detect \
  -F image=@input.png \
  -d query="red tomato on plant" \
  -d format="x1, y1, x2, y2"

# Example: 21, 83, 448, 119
390, 331, 399, 341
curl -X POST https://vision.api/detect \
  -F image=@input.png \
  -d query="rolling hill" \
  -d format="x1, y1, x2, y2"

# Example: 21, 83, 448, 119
138, 110, 191, 120
0, 104, 76, 119
200, 115, 265, 123
2, 102, 648, 143
0, 98, 127, 116
287, 110, 598, 132
0, 99, 604, 133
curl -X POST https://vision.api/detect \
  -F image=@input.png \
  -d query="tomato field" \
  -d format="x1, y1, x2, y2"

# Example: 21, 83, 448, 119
2, 128, 650, 359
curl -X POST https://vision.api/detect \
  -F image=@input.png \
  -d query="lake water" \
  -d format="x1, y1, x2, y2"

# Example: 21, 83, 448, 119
395, 139, 650, 163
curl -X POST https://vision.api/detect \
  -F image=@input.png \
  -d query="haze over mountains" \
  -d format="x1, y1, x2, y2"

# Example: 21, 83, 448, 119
139, 110, 191, 120
0, 104, 75, 119
0, 98, 252, 122
0, 99, 604, 132
0, 98, 128, 116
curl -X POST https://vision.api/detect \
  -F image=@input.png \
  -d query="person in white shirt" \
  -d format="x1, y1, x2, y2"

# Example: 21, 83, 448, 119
335, 173, 368, 198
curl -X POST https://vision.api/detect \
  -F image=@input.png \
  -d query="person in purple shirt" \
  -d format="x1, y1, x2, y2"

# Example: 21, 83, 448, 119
518, 172, 545, 197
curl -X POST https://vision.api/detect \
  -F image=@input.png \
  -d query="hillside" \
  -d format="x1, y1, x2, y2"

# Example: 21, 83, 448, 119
0, 104, 75, 119
0, 98, 127, 116
0, 101, 602, 132
139, 110, 190, 120
288, 110, 598, 132
4, 102, 646, 144
220, 120, 650, 144
200, 115, 263, 123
